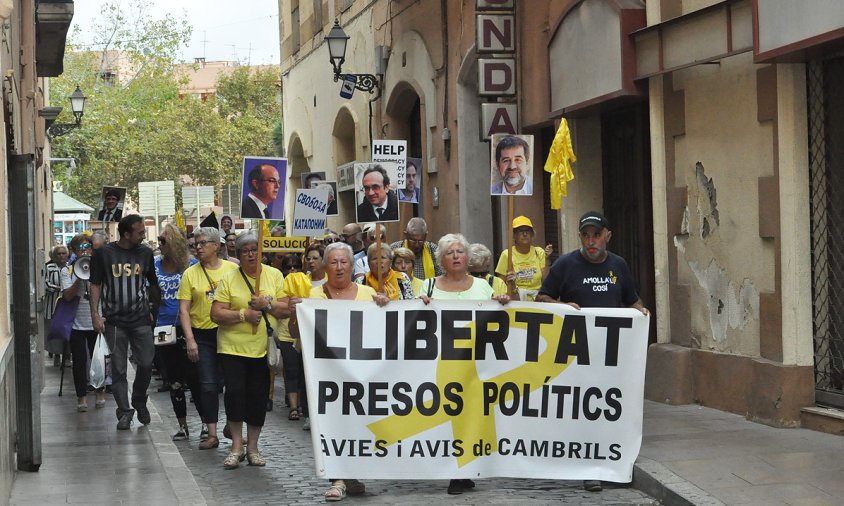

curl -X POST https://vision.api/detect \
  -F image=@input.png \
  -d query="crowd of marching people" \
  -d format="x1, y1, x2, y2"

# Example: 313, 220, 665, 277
46, 209, 647, 501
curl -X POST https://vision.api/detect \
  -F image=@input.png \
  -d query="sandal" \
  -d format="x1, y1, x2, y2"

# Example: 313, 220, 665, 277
198, 435, 219, 450
246, 451, 266, 466
324, 482, 346, 502
223, 449, 246, 470
288, 408, 300, 421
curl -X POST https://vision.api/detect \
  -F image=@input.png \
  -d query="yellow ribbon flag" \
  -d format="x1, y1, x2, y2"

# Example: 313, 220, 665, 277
543, 117, 576, 210
175, 210, 186, 232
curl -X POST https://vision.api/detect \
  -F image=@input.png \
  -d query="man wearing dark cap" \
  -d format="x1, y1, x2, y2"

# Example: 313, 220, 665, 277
536, 210, 649, 492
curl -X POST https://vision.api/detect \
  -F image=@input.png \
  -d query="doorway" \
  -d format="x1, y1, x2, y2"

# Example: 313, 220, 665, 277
601, 102, 656, 341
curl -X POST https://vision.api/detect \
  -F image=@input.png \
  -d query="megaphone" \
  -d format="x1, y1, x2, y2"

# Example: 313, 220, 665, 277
72, 256, 91, 280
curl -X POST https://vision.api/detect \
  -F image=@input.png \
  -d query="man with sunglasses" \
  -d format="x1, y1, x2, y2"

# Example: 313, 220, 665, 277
242, 163, 282, 219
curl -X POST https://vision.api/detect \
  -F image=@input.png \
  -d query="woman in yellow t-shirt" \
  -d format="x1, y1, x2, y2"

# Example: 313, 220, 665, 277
211, 232, 289, 470
276, 253, 306, 421
495, 215, 553, 301
177, 227, 238, 450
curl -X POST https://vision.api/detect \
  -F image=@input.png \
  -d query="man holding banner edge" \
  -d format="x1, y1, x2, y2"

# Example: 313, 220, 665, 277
537, 210, 649, 492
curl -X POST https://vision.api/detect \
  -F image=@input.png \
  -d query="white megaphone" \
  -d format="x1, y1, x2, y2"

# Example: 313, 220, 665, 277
72, 256, 91, 280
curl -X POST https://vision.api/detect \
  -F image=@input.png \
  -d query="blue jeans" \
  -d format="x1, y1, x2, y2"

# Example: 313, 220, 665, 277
103, 324, 154, 416
193, 327, 221, 423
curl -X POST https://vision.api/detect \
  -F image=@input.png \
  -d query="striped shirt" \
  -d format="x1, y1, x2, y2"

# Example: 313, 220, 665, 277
89, 242, 157, 327
60, 265, 93, 330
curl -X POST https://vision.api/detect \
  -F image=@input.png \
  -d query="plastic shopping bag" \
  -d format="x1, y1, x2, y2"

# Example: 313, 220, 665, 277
89, 333, 109, 389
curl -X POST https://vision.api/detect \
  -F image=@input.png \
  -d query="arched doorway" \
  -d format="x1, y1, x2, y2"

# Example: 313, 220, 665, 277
333, 107, 358, 220
385, 81, 423, 228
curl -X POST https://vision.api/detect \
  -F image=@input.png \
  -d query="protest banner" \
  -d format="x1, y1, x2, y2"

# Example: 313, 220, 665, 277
292, 187, 330, 237
372, 140, 407, 188
297, 299, 649, 481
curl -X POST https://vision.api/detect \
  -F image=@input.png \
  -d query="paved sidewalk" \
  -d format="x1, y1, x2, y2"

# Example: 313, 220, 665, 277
9, 359, 204, 506
634, 402, 844, 505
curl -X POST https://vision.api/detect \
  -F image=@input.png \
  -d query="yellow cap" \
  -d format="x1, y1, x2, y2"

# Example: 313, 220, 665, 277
512, 215, 534, 229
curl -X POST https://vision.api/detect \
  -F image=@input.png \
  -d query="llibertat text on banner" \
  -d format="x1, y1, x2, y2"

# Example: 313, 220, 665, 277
296, 299, 649, 481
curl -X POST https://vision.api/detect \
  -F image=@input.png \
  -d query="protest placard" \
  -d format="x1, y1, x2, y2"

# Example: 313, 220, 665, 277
292, 187, 330, 237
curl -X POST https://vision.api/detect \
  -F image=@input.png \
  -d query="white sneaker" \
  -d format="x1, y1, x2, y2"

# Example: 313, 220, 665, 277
302, 417, 311, 431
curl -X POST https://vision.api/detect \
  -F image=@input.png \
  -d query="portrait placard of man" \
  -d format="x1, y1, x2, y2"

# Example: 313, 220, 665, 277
490, 134, 535, 196
398, 157, 422, 204
240, 157, 288, 220
354, 163, 400, 223
97, 186, 127, 222
301, 171, 326, 190
315, 181, 339, 216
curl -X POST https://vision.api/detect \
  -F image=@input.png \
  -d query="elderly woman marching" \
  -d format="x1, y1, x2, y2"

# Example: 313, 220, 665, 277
177, 226, 238, 449
288, 242, 390, 501
391, 247, 423, 295
468, 243, 508, 297
419, 233, 510, 495
211, 232, 290, 469
363, 243, 414, 300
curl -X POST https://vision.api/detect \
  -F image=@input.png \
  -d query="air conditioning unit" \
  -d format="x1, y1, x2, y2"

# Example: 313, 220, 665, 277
336, 161, 358, 192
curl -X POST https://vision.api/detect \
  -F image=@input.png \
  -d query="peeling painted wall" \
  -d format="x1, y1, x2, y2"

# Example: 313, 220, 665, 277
670, 53, 776, 356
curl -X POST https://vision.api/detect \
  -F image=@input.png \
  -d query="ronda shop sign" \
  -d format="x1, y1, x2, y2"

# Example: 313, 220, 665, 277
477, 0, 517, 141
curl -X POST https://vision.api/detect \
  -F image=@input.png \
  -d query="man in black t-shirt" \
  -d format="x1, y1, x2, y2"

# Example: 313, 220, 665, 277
537, 211, 649, 492
90, 214, 161, 430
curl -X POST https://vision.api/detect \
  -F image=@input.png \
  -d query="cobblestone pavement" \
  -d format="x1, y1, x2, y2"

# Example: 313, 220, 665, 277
151, 379, 659, 505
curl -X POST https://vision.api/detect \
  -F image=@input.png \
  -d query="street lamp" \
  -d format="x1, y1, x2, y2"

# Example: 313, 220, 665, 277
325, 20, 380, 94
47, 85, 87, 138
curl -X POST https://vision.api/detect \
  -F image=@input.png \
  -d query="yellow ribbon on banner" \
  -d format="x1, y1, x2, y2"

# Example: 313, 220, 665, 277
367, 308, 571, 467
543, 118, 576, 210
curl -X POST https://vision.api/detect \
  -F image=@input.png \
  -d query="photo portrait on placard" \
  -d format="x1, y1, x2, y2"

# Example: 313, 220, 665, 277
354, 162, 400, 223
398, 157, 422, 204
490, 133, 534, 196
301, 171, 326, 190
314, 181, 339, 216
97, 186, 127, 222
240, 157, 288, 220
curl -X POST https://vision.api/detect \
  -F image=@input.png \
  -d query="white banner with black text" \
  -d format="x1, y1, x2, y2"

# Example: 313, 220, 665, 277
296, 299, 649, 481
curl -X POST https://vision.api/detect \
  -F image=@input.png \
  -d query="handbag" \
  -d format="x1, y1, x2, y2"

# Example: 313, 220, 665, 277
267, 332, 282, 373
238, 268, 281, 371
153, 325, 177, 346
46, 296, 80, 346
89, 333, 110, 389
